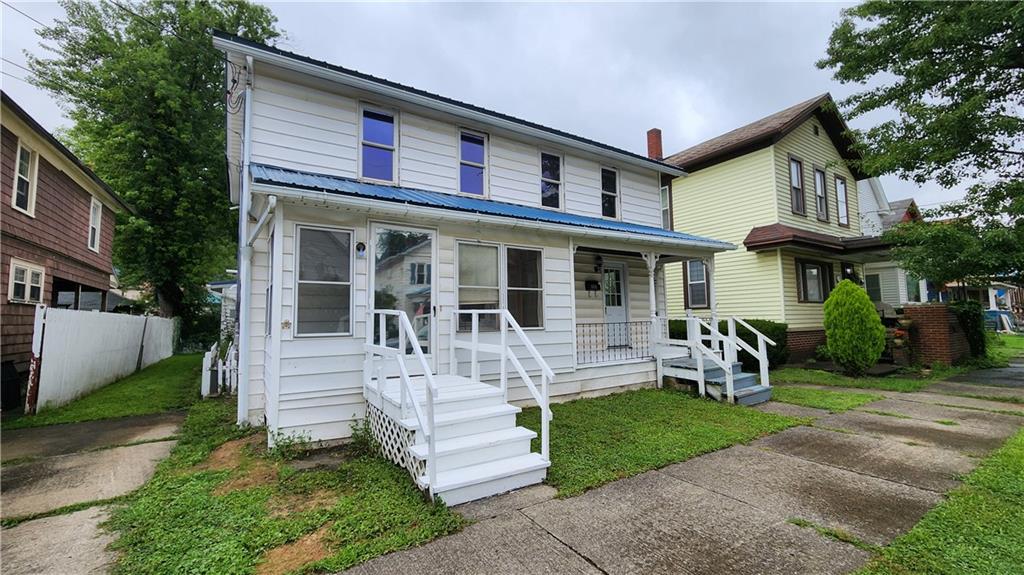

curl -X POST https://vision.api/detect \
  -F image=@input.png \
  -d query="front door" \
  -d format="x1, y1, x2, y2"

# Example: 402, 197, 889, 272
370, 223, 436, 365
602, 262, 629, 347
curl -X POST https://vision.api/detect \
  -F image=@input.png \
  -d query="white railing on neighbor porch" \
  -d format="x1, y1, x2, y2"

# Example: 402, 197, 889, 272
364, 309, 439, 496
451, 309, 554, 460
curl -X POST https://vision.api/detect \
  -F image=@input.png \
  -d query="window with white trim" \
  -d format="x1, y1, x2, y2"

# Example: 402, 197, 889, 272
409, 262, 431, 285
836, 176, 850, 226
457, 243, 500, 331
12, 141, 37, 216
506, 247, 543, 328
88, 198, 102, 252
660, 185, 672, 229
600, 168, 618, 218
459, 130, 486, 195
457, 242, 544, 330
8, 259, 44, 303
295, 226, 353, 336
540, 152, 562, 209
360, 107, 396, 182
686, 259, 709, 308
814, 168, 828, 222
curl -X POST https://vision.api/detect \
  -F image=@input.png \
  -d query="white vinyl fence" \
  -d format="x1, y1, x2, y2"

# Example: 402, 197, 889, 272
26, 305, 177, 413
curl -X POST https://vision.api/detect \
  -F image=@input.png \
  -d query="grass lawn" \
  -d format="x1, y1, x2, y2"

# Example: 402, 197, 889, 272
3, 354, 203, 430
107, 398, 464, 575
856, 428, 1024, 574
771, 386, 884, 413
518, 388, 807, 497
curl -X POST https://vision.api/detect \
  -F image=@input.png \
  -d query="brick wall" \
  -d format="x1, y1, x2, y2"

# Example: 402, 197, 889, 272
903, 304, 970, 367
788, 328, 826, 360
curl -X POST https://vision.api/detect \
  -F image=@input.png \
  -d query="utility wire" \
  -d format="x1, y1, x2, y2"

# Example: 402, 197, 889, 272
2, 57, 34, 76
1, 1, 47, 28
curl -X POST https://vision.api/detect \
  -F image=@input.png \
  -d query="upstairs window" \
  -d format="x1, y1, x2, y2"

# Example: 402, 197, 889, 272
409, 262, 431, 285
540, 152, 562, 209
789, 157, 805, 215
600, 168, 618, 218
459, 131, 487, 195
796, 259, 833, 303
8, 259, 44, 303
836, 176, 850, 226
814, 168, 828, 222
686, 259, 709, 308
660, 185, 672, 229
12, 141, 37, 216
295, 226, 353, 336
88, 198, 102, 252
360, 108, 396, 182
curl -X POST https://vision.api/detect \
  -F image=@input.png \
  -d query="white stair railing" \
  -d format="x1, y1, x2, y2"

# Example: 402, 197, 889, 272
729, 317, 777, 388
364, 309, 439, 496
688, 316, 737, 402
451, 309, 555, 460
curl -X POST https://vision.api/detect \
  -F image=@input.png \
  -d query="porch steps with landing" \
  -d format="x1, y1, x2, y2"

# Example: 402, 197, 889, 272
663, 357, 772, 406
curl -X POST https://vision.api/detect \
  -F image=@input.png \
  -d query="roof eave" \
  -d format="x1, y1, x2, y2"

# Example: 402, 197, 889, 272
212, 33, 684, 177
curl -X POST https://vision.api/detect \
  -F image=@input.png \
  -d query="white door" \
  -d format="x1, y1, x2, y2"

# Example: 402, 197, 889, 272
602, 262, 629, 347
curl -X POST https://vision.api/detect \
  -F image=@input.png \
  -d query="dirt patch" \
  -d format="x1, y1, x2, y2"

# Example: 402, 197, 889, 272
213, 460, 279, 496
267, 489, 338, 518
198, 435, 265, 471
256, 523, 333, 575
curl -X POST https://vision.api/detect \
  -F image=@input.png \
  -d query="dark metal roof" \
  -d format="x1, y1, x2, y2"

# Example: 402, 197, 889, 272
212, 31, 683, 176
1, 91, 134, 214
251, 164, 732, 249
743, 223, 890, 254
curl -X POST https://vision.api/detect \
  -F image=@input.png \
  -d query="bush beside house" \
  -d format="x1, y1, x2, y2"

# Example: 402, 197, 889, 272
824, 280, 886, 376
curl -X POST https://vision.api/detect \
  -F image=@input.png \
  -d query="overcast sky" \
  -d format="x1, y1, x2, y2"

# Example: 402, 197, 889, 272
2, 1, 966, 209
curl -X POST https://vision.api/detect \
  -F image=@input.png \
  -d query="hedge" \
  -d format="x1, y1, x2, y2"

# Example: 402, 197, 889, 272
666, 318, 789, 370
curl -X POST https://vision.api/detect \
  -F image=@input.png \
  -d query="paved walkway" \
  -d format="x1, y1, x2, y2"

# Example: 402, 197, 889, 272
1, 413, 183, 575
341, 374, 1023, 575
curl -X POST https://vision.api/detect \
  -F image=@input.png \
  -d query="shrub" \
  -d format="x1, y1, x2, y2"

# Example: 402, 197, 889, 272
665, 318, 790, 370
814, 344, 832, 361
948, 299, 987, 357
824, 279, 886, 376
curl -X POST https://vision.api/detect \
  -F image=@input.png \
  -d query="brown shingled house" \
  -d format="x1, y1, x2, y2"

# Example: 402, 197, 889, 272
1, 91, 133, 404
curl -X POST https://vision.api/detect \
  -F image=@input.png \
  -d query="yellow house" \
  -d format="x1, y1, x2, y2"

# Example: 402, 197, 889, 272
662, 94, 887, 357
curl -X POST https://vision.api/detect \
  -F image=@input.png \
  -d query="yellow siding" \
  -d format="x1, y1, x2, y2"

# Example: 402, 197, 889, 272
773, 118, 862, 237
665, 147, 784, 322
779, 251, 863, 329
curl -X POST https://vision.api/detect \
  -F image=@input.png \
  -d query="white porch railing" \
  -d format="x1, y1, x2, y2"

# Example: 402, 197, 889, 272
451, 309, 554, 460
364, 309, 439, 496
575, 321, 655, 365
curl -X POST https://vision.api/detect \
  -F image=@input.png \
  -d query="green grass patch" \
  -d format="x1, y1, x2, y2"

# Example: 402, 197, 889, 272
106, 398, 464, 574
771, 386, 883, 413
517, 388, 807, 497
788, 517, 881, 553
855, 429, 1024, 574
934, 419, 959, 426
773, 368, 936, 392
3, 354, 203, 430
860, 409, 912, 419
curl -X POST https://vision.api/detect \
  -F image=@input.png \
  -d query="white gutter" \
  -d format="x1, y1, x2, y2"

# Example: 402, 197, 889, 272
251, 182, 735, 253
212, 36, 685, 178
236, 55, 254, 426
246, 195, 277, 246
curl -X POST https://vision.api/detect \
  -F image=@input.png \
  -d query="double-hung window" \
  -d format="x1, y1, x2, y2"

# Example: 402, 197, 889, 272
540, 152, 562, 209
835, 176, 850, 226
409, 262, 430, 285
660, 185, 672, 229
8, 259, 44, 303
88, 198, 102, 252
796, 259, 833, 303
600, 168, 618, 218
360, 107, 396, 182
457, 242, 544, 330
686, 260, 709, 308
459, 130, 486, 195
506, 247, 543, 327
865, 274, 882, 302
457, 243, 500, 331
789, 156, 805, 215
295, 226, 353, 336
12, 141, 37, 216
814, 167, 828, 221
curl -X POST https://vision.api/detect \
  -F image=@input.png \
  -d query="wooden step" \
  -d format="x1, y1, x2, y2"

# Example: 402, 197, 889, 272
408, 427, 536, 472
400, 403, 521, 441
417, 452, 550, 506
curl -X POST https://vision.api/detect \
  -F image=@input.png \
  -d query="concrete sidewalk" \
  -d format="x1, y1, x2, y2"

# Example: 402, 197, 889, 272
341, 376, 1023, 575
1, 413, 183, 575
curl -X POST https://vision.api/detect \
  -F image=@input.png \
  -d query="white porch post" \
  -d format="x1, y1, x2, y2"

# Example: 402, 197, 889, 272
642, 252, 660, 340
988, 287, 998, 310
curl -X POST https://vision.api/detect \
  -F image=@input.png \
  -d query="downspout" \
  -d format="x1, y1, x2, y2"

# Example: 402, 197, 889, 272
237, 55, 254, 426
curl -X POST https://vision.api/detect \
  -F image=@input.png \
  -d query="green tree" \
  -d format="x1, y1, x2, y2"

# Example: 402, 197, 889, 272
824, 280, 886, 377
28, 1, 280, 324
818, 1, 1023, 285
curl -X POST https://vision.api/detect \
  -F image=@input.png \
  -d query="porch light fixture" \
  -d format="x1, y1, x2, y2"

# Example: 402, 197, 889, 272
355, 241, 367, 258
593, 255, 603, 272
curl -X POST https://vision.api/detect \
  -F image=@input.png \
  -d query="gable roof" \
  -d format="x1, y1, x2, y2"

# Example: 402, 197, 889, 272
664, 93, 868, 179
212, 31, 683, 178
880, 198, 919, 231
1, 91, 134, 214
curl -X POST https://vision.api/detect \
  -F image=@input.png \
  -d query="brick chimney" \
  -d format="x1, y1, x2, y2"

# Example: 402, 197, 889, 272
646, 128, 663, 160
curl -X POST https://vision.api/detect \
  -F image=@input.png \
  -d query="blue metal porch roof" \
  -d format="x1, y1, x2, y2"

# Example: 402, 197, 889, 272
251, 164, 732, 249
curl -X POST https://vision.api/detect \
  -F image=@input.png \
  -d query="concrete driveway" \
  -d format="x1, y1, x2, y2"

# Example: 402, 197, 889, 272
341, 374, 1023, 575
1, 412, 183, 575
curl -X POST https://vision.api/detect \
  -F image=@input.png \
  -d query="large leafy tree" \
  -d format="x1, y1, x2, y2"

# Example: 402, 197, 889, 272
29, 0, 280, 323
818, 1, 1023, 285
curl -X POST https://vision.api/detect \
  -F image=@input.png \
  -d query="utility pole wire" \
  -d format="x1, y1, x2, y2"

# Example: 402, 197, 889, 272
1, 1, 48, 28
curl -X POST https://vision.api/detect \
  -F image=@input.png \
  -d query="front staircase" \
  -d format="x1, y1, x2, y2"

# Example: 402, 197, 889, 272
363, 309, 553, 506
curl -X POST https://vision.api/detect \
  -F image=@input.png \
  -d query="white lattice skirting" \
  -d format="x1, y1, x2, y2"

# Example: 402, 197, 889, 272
367, 403, 425, 481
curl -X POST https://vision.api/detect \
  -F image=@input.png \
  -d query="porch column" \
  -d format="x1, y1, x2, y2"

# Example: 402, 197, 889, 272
988, 287, 998, 310
642, 252, 660, 341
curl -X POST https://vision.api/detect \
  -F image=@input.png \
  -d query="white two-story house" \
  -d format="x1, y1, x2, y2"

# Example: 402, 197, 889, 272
215, 33, 734, 503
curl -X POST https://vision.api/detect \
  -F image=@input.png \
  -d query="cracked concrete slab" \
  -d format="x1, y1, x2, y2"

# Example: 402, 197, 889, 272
754, 426, 974, 492
1, 411, 184, 461
926, 381, 1024, 403
946, 363, 1024, 388
889, 391, 1024, 414
1, 440, 175, 519
455, 484, 557, 522
816, 410, 1014, 456
854, 398, 1023, 433
0, 506, 116, 575
342, 508, 603, 575
660, 445, 941, 546
521, 470, 870, 575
